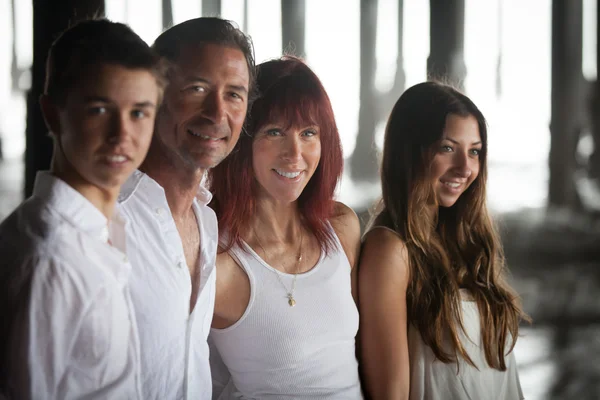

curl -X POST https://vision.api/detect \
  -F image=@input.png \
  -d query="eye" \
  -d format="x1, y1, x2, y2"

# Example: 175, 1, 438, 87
265, 128, 282, 136
440, 144, 453, 152
302, 129, 318, 137
470, 148, 481, 156
186, 85, 206, 94
131, 109, 147, 119
229, 92, 244, 101
88, 106, 107, 115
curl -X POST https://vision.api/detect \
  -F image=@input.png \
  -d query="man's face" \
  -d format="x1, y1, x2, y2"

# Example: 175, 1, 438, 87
154, 43, 250, 171
45, 63, 159, 194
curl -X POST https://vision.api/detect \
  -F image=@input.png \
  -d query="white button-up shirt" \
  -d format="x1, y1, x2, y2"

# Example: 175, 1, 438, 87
0, 172, 142, 400
118, 170, 217, 400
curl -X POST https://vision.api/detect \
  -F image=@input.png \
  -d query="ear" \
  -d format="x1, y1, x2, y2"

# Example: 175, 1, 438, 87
39, 94, 61, 137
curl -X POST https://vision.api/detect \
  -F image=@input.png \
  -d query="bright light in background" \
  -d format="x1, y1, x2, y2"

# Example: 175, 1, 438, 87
403, 0, 429, 88
221, 0, 245, 29
375, 0, 398, 94
172, 0, 201, 26
246, 0, 281, 63
306, 0, 360, 158
583, 0, 597, 81
0, 0, 30, 158
106, 0, 162, 45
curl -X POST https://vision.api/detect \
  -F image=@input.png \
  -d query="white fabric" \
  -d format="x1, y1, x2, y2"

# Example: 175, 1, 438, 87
369, 226, 524, 400
209, 228, 363, 400
408, 290, 524, 400
118, 170, 217, 400
0, 171, 142, 400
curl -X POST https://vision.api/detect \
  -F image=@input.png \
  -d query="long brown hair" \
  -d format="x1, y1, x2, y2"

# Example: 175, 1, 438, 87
372, 81, 529, 370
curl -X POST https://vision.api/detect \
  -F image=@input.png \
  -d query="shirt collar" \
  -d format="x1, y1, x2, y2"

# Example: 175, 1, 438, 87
32, 171, 123, 244
119, 169, 213, 207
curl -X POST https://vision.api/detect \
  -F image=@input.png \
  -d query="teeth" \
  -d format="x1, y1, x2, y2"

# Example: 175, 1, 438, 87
275, 170, 301, 179
188, 130, 220, 141
443, 181, 460, 188
107, 155, 127, 163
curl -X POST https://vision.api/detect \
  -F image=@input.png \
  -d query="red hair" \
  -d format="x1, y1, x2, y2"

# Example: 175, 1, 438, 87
208, 56, 343, 254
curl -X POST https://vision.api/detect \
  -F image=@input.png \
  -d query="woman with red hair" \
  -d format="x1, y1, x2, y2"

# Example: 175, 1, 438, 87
207, 56, 363, 399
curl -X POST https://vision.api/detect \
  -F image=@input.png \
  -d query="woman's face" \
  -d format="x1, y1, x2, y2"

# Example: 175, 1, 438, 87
252, 119, 321, 204
430, 114, 482, 207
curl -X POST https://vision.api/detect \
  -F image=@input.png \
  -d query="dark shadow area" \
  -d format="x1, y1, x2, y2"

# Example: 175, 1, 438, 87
501, 208, 600, 400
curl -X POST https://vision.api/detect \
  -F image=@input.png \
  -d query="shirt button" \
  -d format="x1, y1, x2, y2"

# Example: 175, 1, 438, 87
155, 208, 164, 216
123, 256, 129, 263
177, 261, 185, 269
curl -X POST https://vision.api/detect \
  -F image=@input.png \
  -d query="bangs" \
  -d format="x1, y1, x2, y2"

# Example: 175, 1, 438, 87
251, 74, 331, 132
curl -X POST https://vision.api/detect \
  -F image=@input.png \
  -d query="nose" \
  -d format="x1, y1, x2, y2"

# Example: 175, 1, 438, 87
452, 150, 473, 178
282, 135, 302, 161
201, 91, 225, 123
107, 113, 132, 145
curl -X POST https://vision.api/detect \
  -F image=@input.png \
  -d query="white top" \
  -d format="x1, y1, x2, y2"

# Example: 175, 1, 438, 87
209, 228, 363, 400
0, 171, 142, 400
408, 289, 523, 400
118, 170, 217, 400
370, 225, 524, 400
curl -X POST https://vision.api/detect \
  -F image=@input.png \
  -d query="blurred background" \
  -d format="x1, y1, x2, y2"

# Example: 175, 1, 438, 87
0, 0, 599, 398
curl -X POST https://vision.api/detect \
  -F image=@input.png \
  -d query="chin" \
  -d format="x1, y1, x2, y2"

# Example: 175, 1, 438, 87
438, 198, 459, 208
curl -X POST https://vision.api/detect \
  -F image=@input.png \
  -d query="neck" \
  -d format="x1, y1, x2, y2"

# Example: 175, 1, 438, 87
140, 142, 205, 219
51, 154, 116, 220
250, 198, 304, 244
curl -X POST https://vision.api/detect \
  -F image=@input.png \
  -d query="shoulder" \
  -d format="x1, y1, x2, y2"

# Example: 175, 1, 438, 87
330, 201, 361, 238
360, 227, 410, 285
329, 202, 361, 264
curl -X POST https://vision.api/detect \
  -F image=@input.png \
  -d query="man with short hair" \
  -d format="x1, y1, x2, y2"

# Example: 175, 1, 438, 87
0, 19, 166, 399
117, 17, 255, 399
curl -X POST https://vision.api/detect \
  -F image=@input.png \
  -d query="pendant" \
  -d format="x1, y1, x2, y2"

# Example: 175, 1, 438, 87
287, 295, 296, 307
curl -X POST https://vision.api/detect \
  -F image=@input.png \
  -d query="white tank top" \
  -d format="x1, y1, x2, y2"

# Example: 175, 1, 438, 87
368, 227, 524, 400
209, 227, 363, 399
408, 289, 524, 400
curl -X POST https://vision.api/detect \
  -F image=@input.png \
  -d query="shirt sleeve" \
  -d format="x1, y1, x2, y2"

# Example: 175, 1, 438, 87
28, 258, 140, 400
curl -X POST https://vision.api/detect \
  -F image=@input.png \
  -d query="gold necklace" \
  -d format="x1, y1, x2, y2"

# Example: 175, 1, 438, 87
253, 227, 304, 307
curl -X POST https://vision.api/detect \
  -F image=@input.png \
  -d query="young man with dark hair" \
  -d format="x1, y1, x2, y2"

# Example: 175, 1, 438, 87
117, 17, 254, 399
0, 19, 166, 399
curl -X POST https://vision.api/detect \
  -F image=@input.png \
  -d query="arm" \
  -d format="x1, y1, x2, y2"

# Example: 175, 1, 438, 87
330, 202, 361, 303
358, 228, 410, 400
29, 259, 140, 400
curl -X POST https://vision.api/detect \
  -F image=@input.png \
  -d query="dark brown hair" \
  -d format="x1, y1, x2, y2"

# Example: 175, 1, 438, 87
152, 17, 257, 104
372, 81, 529, 370
45, 18, 167, 106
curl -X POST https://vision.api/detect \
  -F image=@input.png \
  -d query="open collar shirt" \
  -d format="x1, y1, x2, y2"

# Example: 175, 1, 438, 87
118, 170, 218, 400
0, 171, 142, 400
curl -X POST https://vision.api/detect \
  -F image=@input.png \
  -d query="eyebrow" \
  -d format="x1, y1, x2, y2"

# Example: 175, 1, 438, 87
83, 96, 156, 108
443, 137, 482, 146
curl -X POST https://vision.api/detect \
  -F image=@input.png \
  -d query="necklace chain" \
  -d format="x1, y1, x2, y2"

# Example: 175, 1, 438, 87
253, 227, 303, 307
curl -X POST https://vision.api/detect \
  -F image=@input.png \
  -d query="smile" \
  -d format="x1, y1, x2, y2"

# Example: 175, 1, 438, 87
275, 169, 302, 179
107, 155, 127, 163
187, 129, 223, 141
442, 181, 461, 188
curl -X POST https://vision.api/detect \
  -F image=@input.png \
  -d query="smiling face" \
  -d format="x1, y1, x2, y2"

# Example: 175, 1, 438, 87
42, 63, 159, 194
430, 114, 482, 207
154, 43, 250, 172
252, 120, 322, 204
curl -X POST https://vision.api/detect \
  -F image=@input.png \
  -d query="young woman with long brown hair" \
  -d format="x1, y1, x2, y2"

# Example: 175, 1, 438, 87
358, 81, 529, 400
